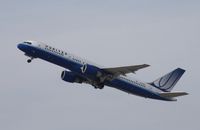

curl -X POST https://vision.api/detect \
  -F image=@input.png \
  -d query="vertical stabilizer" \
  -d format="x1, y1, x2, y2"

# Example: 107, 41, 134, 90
150, 68, 185, 92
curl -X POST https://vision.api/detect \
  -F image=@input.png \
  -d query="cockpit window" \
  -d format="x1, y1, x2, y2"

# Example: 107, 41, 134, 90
24, 42, 32, 45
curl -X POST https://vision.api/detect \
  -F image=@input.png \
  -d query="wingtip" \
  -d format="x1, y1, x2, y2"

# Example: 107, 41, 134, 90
144, 64, 150, 67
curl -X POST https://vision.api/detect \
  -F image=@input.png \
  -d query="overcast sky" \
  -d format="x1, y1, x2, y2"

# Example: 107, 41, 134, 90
0, 0, 200, 130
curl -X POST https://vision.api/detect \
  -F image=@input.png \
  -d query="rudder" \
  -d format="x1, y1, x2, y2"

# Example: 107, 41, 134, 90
150, 68, 185, 92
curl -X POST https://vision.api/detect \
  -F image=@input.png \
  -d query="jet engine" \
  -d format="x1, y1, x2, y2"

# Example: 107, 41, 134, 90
61, 71, 83, 83
81, 64, 103, 78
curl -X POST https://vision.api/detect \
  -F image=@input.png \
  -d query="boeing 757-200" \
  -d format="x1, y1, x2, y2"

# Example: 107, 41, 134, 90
17, 41, 188, 101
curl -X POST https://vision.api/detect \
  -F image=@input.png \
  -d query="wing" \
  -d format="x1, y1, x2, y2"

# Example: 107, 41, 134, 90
101, 64, 150, 76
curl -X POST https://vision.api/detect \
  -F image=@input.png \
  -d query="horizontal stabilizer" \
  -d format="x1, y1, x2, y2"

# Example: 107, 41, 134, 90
159, 92, 188, 98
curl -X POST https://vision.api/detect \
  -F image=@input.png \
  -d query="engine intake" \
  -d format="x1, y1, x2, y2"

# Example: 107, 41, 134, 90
61, 71, 82, 83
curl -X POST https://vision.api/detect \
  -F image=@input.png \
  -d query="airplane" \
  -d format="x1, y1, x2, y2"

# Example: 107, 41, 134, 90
17, 41, 188, 101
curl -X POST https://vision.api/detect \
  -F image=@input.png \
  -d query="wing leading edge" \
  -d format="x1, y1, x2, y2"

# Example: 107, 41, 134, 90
101, 64, 150, 76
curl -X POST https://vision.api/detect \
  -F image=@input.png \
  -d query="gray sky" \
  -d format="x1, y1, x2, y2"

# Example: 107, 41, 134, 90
0, 0, 200, 129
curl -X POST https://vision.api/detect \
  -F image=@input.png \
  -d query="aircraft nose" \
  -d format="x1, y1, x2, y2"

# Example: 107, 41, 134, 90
17, 43, 23, 50
17, 43, 26, 52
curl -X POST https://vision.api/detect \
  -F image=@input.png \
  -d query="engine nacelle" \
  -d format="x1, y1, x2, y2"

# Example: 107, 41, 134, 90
82, 64, 103, 78
61, 71, 82, 83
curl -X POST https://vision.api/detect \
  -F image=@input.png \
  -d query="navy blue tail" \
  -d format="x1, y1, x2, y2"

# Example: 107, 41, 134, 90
150, 68, 185, 92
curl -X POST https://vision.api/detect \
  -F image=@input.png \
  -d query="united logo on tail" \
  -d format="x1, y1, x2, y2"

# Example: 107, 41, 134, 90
150, 68, 185, 92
